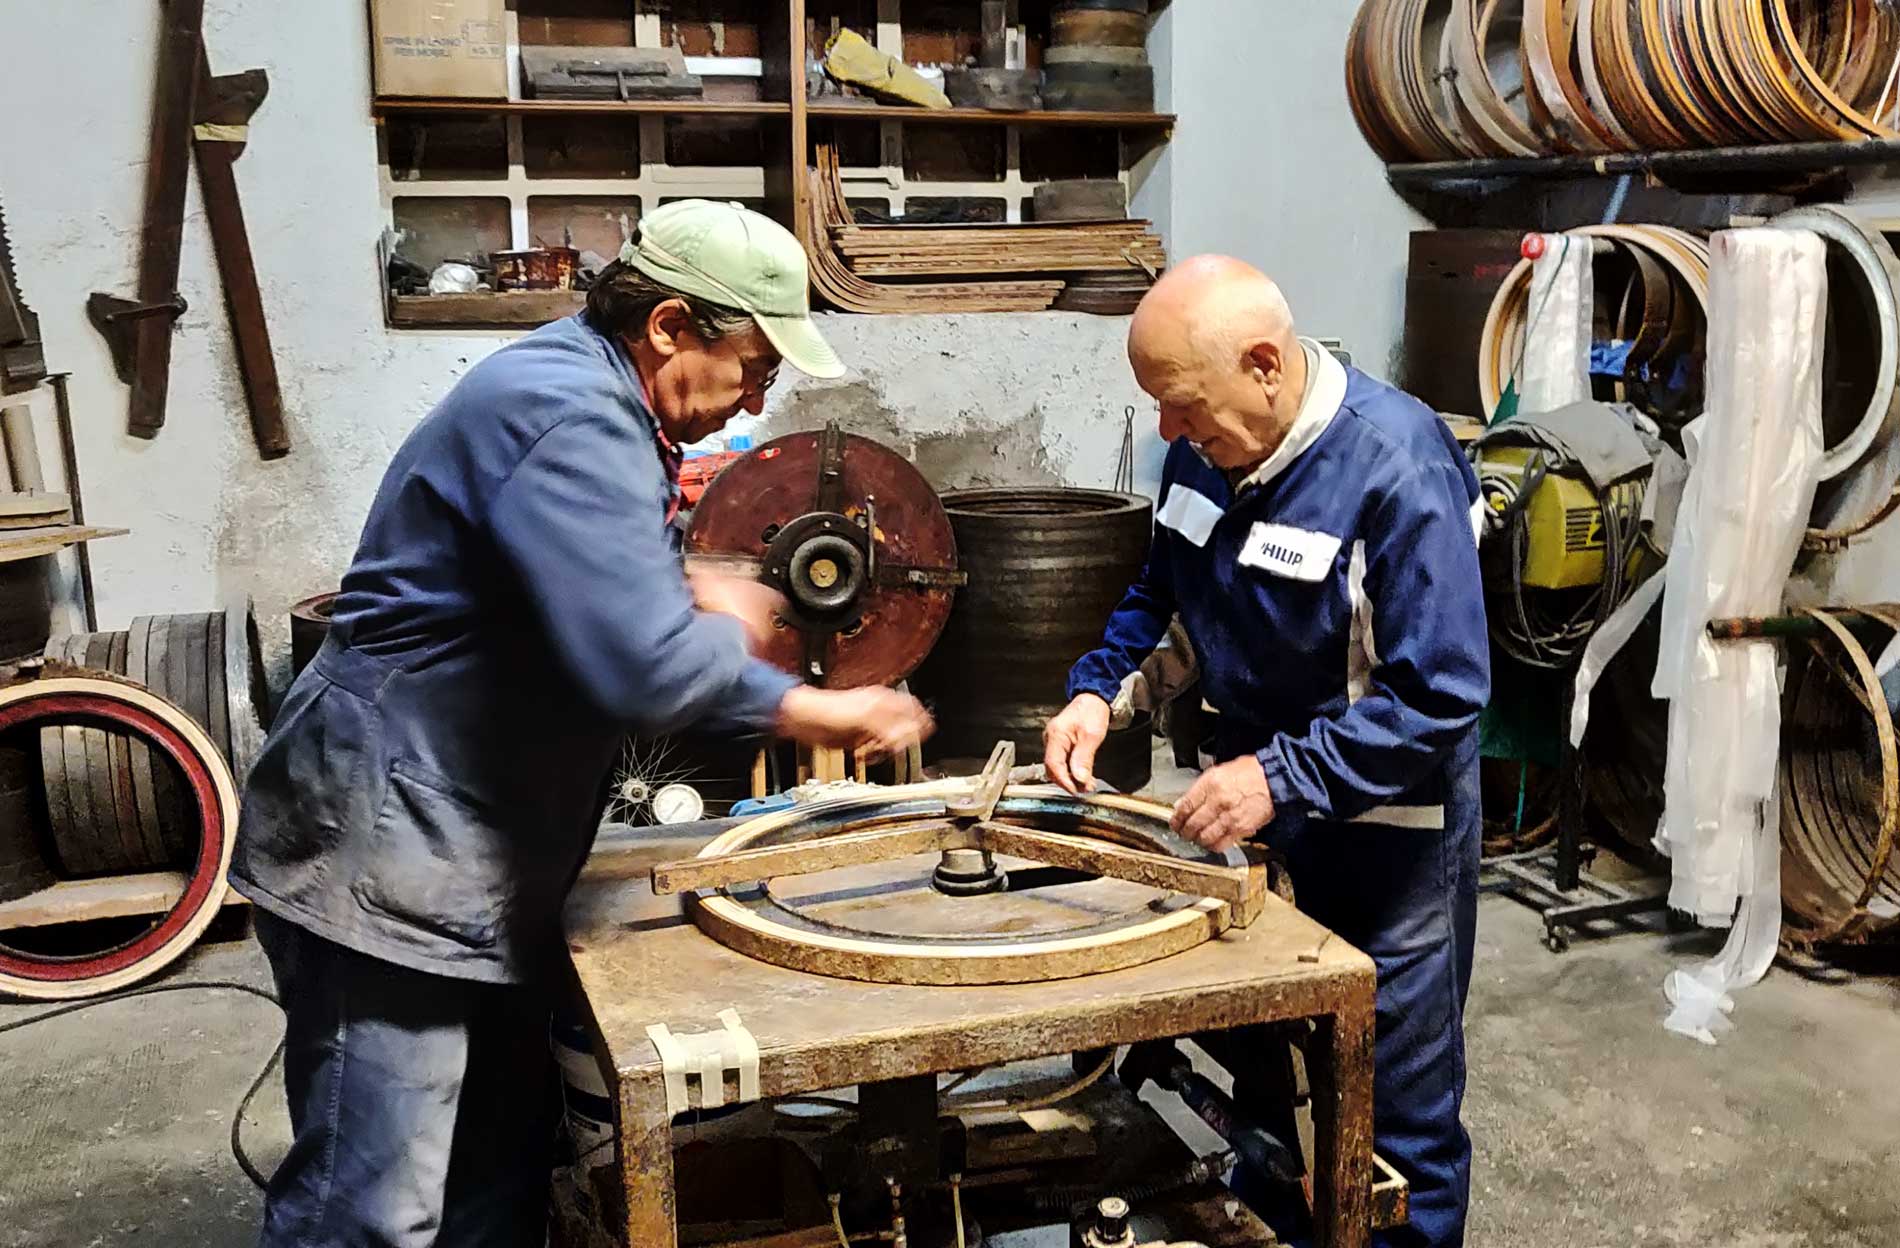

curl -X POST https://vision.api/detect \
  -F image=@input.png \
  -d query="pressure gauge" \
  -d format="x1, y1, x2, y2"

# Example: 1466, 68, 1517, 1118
651, 783, 706, 825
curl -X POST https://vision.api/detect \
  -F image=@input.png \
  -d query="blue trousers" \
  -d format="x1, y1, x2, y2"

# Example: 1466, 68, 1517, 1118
254, 911, 557, 1248
1291, 813, 1479, 1248
1226, 808, 1479, 1248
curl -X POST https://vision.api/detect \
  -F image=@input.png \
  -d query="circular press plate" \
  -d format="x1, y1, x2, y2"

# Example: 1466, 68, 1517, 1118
686, 430, 958, 688
685, 788, 1246, 986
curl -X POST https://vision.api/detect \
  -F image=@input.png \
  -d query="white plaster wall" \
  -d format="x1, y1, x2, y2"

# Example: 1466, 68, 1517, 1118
0, 2, 1161, 671
1153, 0, 1426, 376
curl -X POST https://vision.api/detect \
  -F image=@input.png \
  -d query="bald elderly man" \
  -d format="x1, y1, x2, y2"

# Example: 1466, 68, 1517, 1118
1046, 257, 1488, 1247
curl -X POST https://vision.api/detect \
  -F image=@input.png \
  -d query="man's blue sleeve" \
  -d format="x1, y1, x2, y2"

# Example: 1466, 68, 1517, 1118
1257, 463, 1489, 821
487, 414, 798, 734
1066, 523, 1176, 705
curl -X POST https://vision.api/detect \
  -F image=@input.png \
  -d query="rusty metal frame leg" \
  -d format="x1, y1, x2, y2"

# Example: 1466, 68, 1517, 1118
1308, 981, 1375, 1248
618, 1072, 678, 1248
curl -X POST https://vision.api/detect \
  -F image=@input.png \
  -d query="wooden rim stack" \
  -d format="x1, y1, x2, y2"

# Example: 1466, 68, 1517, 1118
1043, 0, 1154, 113
1779, 607, 1900, 946
1771, 206, 1900, 549
1476, 225, 1711, 430
0, 674, 238, 1000
1349, 0, 1900, 160
35, 604, 267, 878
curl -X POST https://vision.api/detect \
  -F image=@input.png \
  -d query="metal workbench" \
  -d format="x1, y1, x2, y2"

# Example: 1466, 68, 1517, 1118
562, 826, 1382, 1248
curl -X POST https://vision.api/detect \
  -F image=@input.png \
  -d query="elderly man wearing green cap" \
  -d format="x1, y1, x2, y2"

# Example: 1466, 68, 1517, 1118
231, 201, 930, 1247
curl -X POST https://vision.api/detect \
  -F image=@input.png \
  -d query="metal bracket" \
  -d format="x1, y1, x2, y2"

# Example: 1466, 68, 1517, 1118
86, 293, 188, 385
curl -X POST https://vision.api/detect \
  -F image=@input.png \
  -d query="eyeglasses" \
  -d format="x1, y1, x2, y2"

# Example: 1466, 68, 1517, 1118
742, 360, 781, 398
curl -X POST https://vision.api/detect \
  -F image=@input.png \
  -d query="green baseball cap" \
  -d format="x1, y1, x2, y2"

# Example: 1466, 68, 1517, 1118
619, 199, 845, 380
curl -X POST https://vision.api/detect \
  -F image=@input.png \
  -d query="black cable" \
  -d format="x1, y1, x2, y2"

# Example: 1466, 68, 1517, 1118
0, 980, 286, 1191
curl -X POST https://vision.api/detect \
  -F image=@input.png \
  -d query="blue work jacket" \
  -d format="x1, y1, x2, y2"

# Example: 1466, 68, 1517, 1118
230, 316, 797, 984
1069, 350, 1490, 836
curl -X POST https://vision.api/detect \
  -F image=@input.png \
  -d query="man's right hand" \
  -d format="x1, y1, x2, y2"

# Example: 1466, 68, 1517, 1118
689, 570, 787, 657
776, 685, 935, 761
1044, 693, 1111, 794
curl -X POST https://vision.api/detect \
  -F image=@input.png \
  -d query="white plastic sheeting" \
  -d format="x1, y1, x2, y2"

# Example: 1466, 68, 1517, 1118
1518, 233, 1594, 414
1649, 229, 1826, 1042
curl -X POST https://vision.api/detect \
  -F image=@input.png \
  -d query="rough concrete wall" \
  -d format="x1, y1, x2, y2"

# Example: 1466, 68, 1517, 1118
0, 3, 1162, 679
761, 314, 1161, 495
1156, 1, 1426, 377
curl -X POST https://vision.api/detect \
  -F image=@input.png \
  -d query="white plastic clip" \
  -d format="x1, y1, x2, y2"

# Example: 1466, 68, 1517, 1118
645, 1008, 762, 1116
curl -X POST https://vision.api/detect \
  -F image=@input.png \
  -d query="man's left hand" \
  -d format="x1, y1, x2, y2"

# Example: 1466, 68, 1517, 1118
1172, 755, 1275, 852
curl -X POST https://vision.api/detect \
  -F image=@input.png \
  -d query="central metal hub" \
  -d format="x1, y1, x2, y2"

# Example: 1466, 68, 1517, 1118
931, 848, 1008, 897
762, 511, 871, 630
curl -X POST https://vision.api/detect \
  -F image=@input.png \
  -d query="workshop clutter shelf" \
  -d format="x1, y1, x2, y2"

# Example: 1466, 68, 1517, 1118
1347, 0, 1900, 167
374, 1, 1172, 326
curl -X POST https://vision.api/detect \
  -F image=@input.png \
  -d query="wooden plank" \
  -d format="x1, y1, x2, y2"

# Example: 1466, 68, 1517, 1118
650, 822, 968, 895
388, 290, 587, 328
976, 822, 1257, 912
0, 492, 73, 529
195, 57, 289, 459
1310, 991, 1377, 1248
807, 101, 1173, 127
845, 255, 1158, 277
0, 871, 246, 932
0, 525, 129, 565
126, 0, 206, 437
373, 96, 791, 117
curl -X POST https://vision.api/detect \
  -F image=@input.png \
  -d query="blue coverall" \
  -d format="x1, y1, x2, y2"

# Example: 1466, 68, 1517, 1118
231, 314, 798, 1245
1068, 344, 1489, 1248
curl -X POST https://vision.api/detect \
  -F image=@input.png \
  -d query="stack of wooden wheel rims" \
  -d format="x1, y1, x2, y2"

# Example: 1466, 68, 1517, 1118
1779, 608, 1900, 948
0, 603, 267, 998
1043, 0, 1154, 113
1347, 0, 1900, 160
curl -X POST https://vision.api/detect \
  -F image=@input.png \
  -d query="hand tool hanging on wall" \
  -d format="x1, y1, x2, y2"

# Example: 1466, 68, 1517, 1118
88, 0, 205, 438
88, 2, 288, 458
193, 50, 289, 458
0, 198, 47, 394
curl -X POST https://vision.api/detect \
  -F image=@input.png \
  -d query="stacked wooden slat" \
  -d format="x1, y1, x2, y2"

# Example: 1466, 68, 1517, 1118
805, 143, 1161, 314
833, 222, 1165, 278
31, 605, 268, 879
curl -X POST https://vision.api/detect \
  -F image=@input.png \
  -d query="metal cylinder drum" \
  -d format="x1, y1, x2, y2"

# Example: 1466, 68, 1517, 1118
910, 488, 1153, 793
290, 592, 338, 680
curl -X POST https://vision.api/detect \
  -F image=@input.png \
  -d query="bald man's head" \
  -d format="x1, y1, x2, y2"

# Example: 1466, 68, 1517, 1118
1128, 256, 1309, 472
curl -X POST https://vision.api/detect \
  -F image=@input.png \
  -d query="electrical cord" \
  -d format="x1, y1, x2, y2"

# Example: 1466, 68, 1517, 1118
0, 980, 286, 1191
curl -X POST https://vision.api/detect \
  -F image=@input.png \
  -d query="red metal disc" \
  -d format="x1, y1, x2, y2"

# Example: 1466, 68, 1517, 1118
686, 431, 958, 688
0, 691, 226, 984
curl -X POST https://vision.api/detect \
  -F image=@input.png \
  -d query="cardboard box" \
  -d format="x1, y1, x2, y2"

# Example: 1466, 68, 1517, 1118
370, 0, 507, 99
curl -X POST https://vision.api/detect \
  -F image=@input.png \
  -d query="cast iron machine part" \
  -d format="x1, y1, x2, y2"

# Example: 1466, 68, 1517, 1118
1117, 1040, 1305, 1192
686, 423, 965, 690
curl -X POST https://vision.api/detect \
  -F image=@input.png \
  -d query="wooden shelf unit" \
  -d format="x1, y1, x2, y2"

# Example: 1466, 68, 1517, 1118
806, 102, 1175, 128
374, 2, 1172, 326
375, 96, 794, 118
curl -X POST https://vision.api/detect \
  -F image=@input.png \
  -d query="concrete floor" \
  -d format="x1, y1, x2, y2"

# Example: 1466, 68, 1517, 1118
2, 877, 1896, 1246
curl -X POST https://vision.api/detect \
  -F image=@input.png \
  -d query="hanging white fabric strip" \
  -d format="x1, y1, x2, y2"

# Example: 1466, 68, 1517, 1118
1649, 227, 1826, 1041
1518, 233, 1594, 415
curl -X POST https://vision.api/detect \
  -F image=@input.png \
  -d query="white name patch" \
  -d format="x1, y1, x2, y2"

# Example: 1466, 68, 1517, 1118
1155, 485, 1225, 547
1238, 523, 1342, 582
